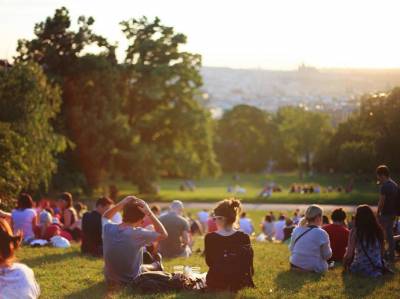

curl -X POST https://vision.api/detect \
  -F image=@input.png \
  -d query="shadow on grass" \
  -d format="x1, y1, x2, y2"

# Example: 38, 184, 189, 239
274, 270, 323, 294
20, 250, 82, 268
341, 271, 394, 298
64, 281, 107, 299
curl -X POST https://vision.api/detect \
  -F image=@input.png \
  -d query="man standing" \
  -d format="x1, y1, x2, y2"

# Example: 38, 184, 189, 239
159, 200, 192, 258
376, 165, 398, 262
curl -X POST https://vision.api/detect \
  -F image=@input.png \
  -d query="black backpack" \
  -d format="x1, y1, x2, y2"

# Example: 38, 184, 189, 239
211, 241, 255, 291
132, 271, 206, 294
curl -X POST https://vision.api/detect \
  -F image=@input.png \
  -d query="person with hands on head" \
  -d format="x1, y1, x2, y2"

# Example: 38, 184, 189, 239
102, 196, 168, 288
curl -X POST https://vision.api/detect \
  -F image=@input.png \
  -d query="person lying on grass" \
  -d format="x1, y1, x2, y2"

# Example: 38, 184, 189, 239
289, 205, 332, 273
0, 218, 40, 299
102, 196, 168, 288
204, 198, 255, 292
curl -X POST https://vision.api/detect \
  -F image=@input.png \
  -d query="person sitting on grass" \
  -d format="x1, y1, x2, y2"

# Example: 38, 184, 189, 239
11, 193, 37, 245
274, 215, 286, 242
58, 192, 80, 241
0, 218, 40, 299
343, 205, 385, 277
283, 218, 295, 243
81, 196, 114, 257
102, 196, 168, 287
261, 215, 275, 241
323, 208, 349, 262
159, 200, 192, 258
239, 212, 254, 236
204, 198, 255, 292
289, 205, 332, 273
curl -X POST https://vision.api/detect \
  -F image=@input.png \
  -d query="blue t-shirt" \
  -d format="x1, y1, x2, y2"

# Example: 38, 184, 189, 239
380, 179, 398, 216
102, 219, 159, 284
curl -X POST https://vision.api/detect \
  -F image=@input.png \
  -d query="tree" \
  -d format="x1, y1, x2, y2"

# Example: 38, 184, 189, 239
215, 105, 276, 172
0, 62, 66, 205
61, 55, 128, 189
15, 6, 114, 80
277, 106, 332, 173
120, 17, 220, 192
15, 7, 118, 193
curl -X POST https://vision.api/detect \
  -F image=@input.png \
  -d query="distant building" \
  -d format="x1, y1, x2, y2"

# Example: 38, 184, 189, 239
298, 63, 318, 74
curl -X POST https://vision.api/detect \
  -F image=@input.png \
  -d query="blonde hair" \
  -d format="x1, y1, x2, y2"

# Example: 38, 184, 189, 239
299, 205, 323, 227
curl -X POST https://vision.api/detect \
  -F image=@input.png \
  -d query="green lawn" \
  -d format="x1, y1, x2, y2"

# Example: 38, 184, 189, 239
18, 210, 399, 299
19, 241, 399, 299
106, 173, 378, 206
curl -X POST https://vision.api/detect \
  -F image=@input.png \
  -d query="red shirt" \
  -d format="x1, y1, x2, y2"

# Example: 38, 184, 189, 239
323, 223, 349, 261
207, 218, 218, 233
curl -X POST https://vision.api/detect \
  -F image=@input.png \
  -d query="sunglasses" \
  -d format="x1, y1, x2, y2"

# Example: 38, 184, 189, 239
212, 216, 226, 221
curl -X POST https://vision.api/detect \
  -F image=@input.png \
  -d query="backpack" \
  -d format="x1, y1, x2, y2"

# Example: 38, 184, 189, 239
132, 271, 206, 294
209, 239, 255, 291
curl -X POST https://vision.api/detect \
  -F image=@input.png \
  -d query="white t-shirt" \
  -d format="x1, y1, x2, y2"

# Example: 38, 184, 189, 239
197, 211, 209, 223
12, 209, 37, 241
274, 220, 286, 241
289, 226, 332, 273
0, 263, 40, 299
111, 212, 122, 224
239, 217, 254, 235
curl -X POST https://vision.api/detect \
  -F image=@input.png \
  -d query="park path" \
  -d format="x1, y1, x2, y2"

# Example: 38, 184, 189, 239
153, 202, 377, 212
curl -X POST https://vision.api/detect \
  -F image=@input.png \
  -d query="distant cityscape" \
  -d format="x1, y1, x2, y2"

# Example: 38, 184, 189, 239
200, 65, 400, 123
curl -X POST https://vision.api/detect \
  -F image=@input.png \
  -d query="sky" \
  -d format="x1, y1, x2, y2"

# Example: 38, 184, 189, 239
1, 0, 400, 70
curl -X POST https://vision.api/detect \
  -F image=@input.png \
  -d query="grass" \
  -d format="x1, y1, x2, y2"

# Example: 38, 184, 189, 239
105, 172, 378, 206
18, 210, 400, 299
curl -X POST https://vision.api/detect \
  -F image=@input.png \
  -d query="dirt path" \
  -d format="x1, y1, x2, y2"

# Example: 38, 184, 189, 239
153, 202, 376, 212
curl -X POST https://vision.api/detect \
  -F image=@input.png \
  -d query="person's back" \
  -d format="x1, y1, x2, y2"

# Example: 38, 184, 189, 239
239, 216, 253, 235
350, 232, 383, 277
262, 221, 274, 240
103, 222, 158, 284
81, 210, 103, 256
0, 263, 40, 299
323, 223, 349, 261
290, 226, 331, 272
274, 218, 286, 241
0, 218, 40, 299
205, 230, 254, 291
159, 211, 190, 258
12, 208, 36, 242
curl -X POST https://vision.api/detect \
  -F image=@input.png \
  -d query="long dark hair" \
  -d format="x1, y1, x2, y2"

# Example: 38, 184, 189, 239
354, 205, 384, 248
16, 193, 34, 210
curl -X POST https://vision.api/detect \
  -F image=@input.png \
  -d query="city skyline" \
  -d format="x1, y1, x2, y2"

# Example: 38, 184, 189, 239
1, 0, 400, 70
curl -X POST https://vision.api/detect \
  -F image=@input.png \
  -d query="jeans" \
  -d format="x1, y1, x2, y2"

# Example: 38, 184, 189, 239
379, 215, 396, 260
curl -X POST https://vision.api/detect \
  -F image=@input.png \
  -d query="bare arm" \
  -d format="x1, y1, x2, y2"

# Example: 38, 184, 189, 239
343, 229, 356, 269
0, 210, 11, 220
142, 204, 168, 241
63, 210, 72, 229
103, 196, 134, 220
182, 230, 190, 246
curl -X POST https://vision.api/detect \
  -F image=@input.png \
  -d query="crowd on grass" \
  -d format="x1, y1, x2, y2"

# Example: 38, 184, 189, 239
0, 165, 399, 298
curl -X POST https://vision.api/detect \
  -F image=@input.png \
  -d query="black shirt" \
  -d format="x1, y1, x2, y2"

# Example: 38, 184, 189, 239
81, 210, 103, 256
380, 179, 398, 216
204, 231, 254, 291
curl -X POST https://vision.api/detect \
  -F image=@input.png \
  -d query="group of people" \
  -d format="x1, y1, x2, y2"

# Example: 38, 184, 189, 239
0, 164, 399, 298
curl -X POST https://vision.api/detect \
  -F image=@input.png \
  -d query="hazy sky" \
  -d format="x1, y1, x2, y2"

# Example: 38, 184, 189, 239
1, 0, 400, 70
